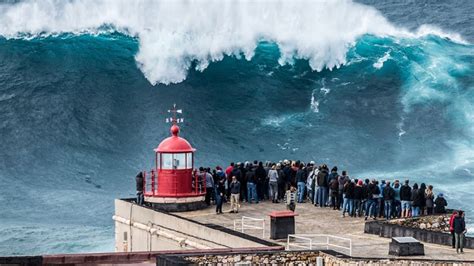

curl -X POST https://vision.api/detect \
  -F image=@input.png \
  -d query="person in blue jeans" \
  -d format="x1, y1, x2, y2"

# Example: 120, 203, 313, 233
341, 179, 355, 217
246, 164, 259, 203
383, 181, 395, 220
365, 179, 381, 220
296, 163, 307, 203
411, 183, 420, 217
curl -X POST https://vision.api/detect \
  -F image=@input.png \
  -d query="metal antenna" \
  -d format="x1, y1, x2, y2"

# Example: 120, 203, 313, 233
166, 103, 183, 124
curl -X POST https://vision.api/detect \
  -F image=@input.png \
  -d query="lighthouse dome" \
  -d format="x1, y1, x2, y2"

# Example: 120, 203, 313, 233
155, 125, 195, 153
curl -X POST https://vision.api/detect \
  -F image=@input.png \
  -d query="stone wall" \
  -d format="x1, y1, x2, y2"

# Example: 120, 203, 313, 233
365, 218, 474, 249
157, 250, 474, 266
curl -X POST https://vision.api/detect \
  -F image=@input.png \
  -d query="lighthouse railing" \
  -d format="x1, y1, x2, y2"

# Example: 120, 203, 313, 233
143, 170, 158, 196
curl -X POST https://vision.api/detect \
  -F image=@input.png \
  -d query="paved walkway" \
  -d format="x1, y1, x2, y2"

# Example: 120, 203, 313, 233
176, 201, 473, 261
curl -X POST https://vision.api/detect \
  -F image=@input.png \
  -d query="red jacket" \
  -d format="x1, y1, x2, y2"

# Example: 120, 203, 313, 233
449, 212, 458, 232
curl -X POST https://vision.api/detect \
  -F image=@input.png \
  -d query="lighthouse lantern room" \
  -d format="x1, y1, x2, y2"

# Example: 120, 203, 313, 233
143, 104, 207, 211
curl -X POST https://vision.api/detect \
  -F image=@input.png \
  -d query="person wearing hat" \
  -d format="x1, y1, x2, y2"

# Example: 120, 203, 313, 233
434, 193, 448, 214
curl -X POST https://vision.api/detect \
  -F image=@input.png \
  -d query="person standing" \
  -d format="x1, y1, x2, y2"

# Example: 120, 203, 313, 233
341, 179, 355, 217
353, 180, 363, 217
256, 161, 267, 201
285, 186, 297, 212
327, 167, 339, 208
204, 169, 215, 206
215, 175, 225, 214
296, 163, 307, 203
383, 181, 395, 220
246, 163, 258, 203
229, 176, 241, 213
268, 164, 279, 203
393, 180, 401, 218
453, 211, 466, 254
411, 183, 421, 217
449, 211, 458, 249
425, 185, 435, 215
316, 165, 329, 207
400, 180, 412, 218
365, 179, 380, 220
434, 193, 448, 214
135, 172, 144, 205
277, 163, 286, 201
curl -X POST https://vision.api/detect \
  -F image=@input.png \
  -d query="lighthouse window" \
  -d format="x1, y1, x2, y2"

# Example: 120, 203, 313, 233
161, 153, 187, 169
173, 153, 186, 169
161, 153, 173, 169
186, 153, 193, 169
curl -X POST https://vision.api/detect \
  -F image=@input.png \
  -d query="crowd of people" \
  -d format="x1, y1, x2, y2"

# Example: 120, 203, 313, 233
198, 160, 449, 220
135, 159, 467, 253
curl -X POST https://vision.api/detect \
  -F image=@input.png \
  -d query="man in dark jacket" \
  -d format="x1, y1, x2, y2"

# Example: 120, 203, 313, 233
365, 180, 380, 220
135, 172, 144, 205
342, 179, 355, 217
327, 167, 339, 208
255, 161, 267, 201
453, 211, 466, 253
230, 164, 242, 200
434, 193, 448, 214
383, 181, 395, 220
353, 180, 364, 217
246, 164, 258, 203
400, 180, 412, 218
296, 163, 307, 203
316, 165, 329, 208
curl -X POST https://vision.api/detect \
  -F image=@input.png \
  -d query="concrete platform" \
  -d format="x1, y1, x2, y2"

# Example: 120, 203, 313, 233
175, 201, 474, 261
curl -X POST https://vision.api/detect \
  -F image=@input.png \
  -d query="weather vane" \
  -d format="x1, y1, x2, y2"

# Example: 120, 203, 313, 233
166, 103, 184, 124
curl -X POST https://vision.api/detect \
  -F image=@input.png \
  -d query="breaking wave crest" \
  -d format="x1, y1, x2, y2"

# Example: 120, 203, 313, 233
0, 0, 467, 85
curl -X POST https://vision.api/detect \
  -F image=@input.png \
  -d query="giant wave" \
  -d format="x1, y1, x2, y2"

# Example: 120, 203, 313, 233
0, 0, 467, 85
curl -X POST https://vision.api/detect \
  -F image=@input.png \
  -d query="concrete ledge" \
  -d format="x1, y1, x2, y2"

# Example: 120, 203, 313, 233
365, 220, 474, 249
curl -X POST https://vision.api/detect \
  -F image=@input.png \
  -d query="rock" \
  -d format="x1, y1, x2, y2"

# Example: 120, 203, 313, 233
426, 223, 432, 229
419, 223, 427, 229
432, 222, 439, 228
234, 255, 241, 262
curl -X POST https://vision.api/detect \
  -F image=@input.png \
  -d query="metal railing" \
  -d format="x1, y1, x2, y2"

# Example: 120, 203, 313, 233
233, 216, 266, 238
286, 234, 352, 256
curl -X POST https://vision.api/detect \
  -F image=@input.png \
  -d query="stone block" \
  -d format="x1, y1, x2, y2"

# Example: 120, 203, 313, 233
388, 237, 424, 256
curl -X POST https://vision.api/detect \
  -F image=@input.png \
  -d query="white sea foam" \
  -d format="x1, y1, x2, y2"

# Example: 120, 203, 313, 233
373, 50, 391, 69
0, 0, 467, 85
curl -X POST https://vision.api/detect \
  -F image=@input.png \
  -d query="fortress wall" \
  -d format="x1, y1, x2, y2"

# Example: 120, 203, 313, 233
114, 199, 270, 252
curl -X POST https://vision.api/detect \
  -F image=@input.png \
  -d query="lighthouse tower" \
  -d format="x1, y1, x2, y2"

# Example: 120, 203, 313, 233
143, 104, 207, 212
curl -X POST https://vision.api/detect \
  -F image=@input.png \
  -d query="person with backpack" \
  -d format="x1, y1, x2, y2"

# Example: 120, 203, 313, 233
365, 179, 380, 220
329, 174, 340, 210
434, 193, 448, 214
338, 171, 349, 210
383, 181, 395, 220
341, 179, 355, 217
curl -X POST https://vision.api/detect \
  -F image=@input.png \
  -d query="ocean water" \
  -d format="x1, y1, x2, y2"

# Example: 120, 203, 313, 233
0, 0, 473, 255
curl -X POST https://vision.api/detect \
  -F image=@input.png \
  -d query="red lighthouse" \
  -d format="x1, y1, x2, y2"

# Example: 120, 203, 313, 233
143, 104, 207, 211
